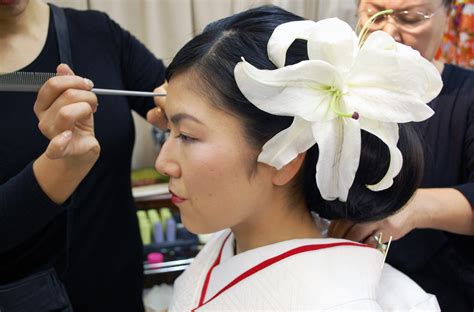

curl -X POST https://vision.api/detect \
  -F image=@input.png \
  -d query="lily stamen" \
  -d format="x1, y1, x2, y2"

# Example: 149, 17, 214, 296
328, 89, 359, 120
358, 9, 394, 47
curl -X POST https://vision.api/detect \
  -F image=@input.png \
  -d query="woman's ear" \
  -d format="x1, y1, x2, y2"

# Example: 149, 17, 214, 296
272, 152, 306, 186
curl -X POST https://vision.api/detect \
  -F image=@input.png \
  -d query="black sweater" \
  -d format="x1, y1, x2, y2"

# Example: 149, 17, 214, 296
0, 7, 165, 311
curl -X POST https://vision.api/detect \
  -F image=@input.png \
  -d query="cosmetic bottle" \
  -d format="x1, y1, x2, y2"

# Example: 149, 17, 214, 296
166, 217, 177, 242
153, 221, 164, 243
147, 209, 160, 229
160, 207, 172, 230
137, 211, 151, 245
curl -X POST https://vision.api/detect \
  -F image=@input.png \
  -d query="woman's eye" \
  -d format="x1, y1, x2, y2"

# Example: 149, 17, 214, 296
176, 133, 196, 142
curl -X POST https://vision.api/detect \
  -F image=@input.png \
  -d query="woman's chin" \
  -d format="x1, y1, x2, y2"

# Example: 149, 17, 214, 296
181, 216, 223, 236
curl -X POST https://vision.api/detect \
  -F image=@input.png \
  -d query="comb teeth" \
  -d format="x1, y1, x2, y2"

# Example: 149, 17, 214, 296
0, 72, 56, 92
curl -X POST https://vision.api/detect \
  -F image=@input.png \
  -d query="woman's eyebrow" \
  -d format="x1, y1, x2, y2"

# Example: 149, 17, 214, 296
169, 113, 204, 125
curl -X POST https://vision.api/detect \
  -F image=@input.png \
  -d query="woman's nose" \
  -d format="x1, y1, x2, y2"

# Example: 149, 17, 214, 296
155, 139, 180, 178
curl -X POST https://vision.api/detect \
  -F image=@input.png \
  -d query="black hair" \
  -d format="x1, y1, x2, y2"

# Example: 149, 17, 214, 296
166, 5, 424, 222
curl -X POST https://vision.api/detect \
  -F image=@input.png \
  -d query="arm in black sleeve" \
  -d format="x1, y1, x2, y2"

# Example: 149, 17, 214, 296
107, 16, 167, 118
454, 99, 474, 207
0, 162, 68, 253
454, 72, 474, 207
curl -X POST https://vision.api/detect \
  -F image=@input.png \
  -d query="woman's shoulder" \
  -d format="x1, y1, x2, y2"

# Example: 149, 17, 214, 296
377, 264, 440, 311
62, 7, 111, 24
61, 7, 122, 37
261, 241, 439, 310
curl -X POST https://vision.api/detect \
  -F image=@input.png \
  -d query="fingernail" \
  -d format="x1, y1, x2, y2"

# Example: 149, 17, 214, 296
84, 78, 94, 89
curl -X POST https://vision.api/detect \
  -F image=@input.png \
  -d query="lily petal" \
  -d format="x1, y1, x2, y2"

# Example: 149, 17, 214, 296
359, 119, 402, 191
345, 31, 440, 122
313, 118, 361, 202
343, 88, 434, 123
361, 32, 442, 102
235, 59, 341, 121
307, 18, 358, 73
393, 41, 444, 103
267, 20, 318, 68
258, 117, 316, 169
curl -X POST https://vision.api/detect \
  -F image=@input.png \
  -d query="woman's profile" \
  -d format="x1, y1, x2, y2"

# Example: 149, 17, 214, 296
154, 5, 444, 311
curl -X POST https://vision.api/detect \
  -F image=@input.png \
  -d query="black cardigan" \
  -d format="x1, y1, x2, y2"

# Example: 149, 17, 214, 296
0, 6, 166, 311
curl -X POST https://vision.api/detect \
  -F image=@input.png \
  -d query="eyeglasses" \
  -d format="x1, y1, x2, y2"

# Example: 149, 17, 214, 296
357, 5, 445, 31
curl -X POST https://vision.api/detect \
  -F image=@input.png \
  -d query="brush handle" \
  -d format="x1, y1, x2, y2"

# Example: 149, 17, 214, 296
0, 84, 165, 97
91, 88, 165, 97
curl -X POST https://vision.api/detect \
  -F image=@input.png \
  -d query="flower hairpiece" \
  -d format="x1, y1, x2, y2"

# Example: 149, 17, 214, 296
234, 17, 442, 202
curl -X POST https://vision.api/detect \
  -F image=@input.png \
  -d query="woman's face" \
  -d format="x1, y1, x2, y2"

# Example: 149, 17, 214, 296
358, 0, 449, 61
155, 72, 275, 234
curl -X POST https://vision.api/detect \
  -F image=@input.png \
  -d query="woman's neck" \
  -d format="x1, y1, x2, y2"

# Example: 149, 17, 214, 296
0, 0, 50, 72
0, 0, 48, 36
232, 197, 322, 254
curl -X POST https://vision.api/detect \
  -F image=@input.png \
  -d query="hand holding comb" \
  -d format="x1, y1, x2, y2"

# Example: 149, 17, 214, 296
0, 72, 166, 97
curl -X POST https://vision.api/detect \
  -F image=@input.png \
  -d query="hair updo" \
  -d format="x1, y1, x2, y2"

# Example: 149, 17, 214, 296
166, 5, 424, 222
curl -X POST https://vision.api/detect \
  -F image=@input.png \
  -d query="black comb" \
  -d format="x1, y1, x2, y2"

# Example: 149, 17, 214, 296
0, 72, 166, 97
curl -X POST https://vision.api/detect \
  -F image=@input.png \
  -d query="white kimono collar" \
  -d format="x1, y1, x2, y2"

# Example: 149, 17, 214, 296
199, 230, 383, 308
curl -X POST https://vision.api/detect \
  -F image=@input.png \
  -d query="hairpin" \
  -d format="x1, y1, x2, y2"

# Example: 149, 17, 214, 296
373, 232, 392, 268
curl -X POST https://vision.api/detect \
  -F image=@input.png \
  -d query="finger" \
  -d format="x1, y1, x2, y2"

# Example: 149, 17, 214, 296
148, 84, 168, 127
146, 106, 168, 130
154, 82, 167, 95
54, 101, 95, 133
56, 63, 75, 76
328, 219, 355, 238
153, 85, 167, 109
45, 130, 73, 159
35, 76, 94, 115
345, 223, 378, 243
38, 93, 97, 138
46, 132, 100, 160
363, 233, 379, 248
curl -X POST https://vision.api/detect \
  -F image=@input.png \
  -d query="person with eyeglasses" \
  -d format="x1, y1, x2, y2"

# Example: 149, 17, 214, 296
329, 1, 474, 311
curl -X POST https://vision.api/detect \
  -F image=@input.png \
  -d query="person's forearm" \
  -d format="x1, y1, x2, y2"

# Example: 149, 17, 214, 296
33, 152, 98, 204
415, 188, 474, 235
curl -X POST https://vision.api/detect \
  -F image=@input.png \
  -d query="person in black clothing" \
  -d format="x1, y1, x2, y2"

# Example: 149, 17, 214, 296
330, 0, 474, 310
0, 0, 166, 311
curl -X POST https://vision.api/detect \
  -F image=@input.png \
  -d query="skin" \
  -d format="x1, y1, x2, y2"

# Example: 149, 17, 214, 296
330, 0, 473, 244
0, 0, 49, 73
155, 72, 321, 254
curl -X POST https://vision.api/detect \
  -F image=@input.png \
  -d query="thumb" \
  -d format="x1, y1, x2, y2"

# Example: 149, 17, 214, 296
56, 63, 75, 76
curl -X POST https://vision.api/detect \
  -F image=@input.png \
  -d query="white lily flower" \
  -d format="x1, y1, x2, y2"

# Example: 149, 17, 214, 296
234, 18, 442, 202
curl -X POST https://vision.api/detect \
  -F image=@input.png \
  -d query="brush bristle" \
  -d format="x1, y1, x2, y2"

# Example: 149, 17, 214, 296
0, 72, 56, 92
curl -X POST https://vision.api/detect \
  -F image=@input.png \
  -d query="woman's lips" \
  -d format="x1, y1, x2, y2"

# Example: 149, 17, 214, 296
170, 190, 186, 204
0, 0, 17, 5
